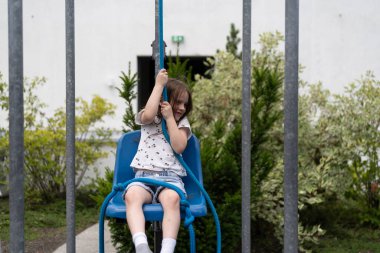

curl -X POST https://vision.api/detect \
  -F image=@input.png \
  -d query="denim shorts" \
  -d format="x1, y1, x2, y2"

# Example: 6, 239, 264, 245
123, 170, 187, 203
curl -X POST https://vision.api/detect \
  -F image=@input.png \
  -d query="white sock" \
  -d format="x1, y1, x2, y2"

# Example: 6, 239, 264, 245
133, 232, 148, 247
160, 238, 177, 253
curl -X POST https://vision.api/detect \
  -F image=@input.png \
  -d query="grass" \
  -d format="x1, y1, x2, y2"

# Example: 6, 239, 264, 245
0, 193, 99, 252
302, 198, 380, 253
311, 227, 380, 253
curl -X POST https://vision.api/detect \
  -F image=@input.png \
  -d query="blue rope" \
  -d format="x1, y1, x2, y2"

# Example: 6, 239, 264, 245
158, 0, 171, 145
99, 190, 117, 252
157, 1, 222, 252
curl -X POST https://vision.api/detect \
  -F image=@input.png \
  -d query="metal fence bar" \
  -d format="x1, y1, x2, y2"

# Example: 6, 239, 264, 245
65, 0, 76, 252
8, 0, 25, 252
284, 0, 299, 252
242, 0, 252, 252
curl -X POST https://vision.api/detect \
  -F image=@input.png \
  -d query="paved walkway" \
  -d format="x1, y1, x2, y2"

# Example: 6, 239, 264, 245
53, 222, 116, 253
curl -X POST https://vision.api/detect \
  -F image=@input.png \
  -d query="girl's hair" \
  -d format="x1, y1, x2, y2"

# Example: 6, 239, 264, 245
166, 78, 193, 121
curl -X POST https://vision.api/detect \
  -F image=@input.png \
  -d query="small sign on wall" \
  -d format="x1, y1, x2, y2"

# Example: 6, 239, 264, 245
171, 35, 184, 44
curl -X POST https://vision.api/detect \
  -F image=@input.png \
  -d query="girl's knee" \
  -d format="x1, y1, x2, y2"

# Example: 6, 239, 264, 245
160, 189, 180, 207
125, 186, 150, 205
124, 190, 134, 204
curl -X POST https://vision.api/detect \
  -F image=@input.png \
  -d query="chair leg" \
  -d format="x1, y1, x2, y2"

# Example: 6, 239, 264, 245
153, 221, 162, 253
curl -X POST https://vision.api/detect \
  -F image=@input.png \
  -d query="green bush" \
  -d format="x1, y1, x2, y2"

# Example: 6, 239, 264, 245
90, 167, 114, 209
0, 73, 116, 203
298, 72, 380, 228
115, 64, 139, 132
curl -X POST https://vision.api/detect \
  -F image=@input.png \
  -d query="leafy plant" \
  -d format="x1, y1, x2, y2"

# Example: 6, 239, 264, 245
115, 63, 139, 132
327, 72, 380, 225
226, 23, 242, 59
167, 53, 194, 89
191, 51, 242, 137
0, 73, 116, 202
299, 71, 380, 227
89, 167, 114, 209
191, 31, 330, 252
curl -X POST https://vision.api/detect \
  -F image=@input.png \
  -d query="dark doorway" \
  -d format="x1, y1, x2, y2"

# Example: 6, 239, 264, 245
137, 56, 210, 110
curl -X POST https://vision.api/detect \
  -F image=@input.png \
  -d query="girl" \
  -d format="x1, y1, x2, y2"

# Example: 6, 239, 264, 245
123, 69, 193, 253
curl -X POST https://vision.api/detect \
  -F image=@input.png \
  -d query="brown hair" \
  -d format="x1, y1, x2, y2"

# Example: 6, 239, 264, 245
166, 78, 193, 121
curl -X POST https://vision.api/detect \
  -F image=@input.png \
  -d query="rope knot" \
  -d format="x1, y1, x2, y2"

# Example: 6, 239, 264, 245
180, 200, 195, 227
183, 207, 195, 228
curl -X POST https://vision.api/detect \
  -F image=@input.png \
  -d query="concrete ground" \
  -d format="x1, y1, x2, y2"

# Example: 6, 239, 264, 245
53, 222, 116, 253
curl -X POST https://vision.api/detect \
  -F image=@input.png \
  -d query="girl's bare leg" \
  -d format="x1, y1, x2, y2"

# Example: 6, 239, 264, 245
158, 188, 181, 239
125, 186, 152, 234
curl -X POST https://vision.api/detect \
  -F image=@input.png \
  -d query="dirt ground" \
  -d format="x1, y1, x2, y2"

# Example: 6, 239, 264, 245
1, 227, 66, 253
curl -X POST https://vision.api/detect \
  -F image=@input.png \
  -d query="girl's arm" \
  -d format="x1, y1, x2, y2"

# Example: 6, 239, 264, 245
140, 69, 168, 124
161, 102, 188, 154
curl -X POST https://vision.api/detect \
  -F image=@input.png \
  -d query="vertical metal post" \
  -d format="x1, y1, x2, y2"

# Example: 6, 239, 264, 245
158, 0, 164, 70
242, 0, 252, 252
154, 0, 160, 75
284, 0, 299, 252
8, 0, 25, 252
66, 0, 76, 252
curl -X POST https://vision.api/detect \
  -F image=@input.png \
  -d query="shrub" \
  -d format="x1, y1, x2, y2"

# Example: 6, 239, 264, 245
0, 73, 116, 203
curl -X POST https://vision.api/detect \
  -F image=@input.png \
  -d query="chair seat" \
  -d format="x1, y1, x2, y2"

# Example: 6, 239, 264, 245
105, 130, 207, 221
106, 191, 207, 221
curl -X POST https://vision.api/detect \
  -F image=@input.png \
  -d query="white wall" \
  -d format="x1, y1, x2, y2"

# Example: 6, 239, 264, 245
299, 0, 380, 92
1, 0, 380, 130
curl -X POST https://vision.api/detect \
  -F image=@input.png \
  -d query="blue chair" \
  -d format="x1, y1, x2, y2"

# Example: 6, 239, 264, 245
101, 130, 207, 251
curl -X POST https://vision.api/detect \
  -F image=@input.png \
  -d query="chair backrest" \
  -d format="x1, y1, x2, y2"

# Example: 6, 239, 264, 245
106, 130, 207, 221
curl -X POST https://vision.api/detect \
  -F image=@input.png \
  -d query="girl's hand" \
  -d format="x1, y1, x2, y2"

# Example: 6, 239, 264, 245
160, 101, 174, 120
156, 69, 168, 87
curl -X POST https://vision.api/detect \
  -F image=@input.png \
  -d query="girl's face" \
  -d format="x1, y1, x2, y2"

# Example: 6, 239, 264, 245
171, 91, 189, 122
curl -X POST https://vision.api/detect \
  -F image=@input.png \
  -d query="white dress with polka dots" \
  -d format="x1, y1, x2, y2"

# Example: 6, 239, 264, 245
130, 110, 191, 177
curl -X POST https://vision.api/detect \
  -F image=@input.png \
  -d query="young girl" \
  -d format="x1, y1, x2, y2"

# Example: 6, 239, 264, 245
123, 69, 193, 253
